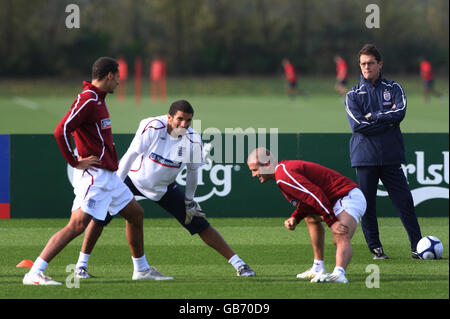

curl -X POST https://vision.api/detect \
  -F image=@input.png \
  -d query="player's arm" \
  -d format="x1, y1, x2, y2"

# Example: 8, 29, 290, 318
370, 82, 407, 125
117, 120, 153, 180
54, 121, 79, 168
117, 148, 141, 181
285, 203, 315, 230
345, 92, 389, 136
278, 172, 338, 228
185, 166, 198, 201
184, 167, 205, 224
76, 155, 102, 170
54, 94, 96, 168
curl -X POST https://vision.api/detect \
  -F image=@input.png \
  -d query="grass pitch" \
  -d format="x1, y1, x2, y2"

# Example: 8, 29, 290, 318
0, 76, 448, 134
0, 217, 447, 299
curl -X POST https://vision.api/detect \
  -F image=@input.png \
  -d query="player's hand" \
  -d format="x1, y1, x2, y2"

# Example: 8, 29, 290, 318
76, 155, 102, 170
331, 221, 349, 235
392, 104, 396, 109
184, 199, 206, 225
284, 217, 298, 231
364, 113, 373, 121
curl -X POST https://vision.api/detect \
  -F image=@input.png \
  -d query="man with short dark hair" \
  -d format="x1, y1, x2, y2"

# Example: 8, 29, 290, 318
23, 57, 170, 285
345, 44, 423, 260
72, 99, 255, 278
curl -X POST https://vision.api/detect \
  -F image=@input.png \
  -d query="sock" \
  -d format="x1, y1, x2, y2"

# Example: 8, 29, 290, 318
30, 257, 48, 274
75, 252, 90, 269
132, 254, 150, 272
332, 266, 345, 276
312, 259, 325, 273
228, 254, 246, 271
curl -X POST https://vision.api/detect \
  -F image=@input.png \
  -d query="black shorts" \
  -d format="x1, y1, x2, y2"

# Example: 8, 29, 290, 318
287, 81, 297, 88
424, 80, 434, 89
95, 176, 210, 235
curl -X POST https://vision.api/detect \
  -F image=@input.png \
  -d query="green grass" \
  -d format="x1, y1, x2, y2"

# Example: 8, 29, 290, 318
0, 76, 448, 303
0, 76, 448, 133
0, 217, 447, 299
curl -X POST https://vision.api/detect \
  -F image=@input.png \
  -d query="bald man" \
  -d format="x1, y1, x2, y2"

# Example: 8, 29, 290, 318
247, 148, 366, 283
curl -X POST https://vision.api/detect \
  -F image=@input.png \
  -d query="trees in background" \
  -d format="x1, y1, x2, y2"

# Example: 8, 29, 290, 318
0, 0, 448, 76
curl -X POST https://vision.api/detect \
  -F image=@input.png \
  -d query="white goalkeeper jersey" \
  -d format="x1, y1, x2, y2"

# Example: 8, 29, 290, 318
117, 115, 203, 201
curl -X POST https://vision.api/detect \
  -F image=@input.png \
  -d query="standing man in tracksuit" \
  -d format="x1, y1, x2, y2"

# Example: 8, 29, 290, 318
345, 44, 422, 259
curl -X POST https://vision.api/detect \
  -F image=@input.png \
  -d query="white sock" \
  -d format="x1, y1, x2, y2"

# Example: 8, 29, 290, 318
30, 257, 48, 274
312, 259, 325, 273
332, 266, 345, 276
132, 254, 150, 272
75, 252, 90, 269
228, 254, 246, 271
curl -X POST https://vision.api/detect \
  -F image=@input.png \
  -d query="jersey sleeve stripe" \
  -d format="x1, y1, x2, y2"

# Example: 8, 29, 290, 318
95, 123, 106, 160
63, 92, 99, 156
277, 163, 331, 215
130, 155, 144, 172
393, 82, 407, 106
62, 94, 81, 154
345, 94, 361, 124
142, 119, 166, 134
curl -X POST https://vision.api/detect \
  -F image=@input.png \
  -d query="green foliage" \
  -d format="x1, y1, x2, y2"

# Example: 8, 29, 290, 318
0, 0, 448, 76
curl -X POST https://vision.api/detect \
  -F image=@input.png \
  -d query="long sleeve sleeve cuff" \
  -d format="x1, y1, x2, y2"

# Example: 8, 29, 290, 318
323, 213, 338, 227
290, 210, 304, 223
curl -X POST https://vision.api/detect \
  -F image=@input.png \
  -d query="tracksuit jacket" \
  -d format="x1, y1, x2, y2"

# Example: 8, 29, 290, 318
345, 74, 407, 167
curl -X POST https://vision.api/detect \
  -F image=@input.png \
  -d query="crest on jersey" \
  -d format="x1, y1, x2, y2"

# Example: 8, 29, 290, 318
101, 118, 112, 129
383, 90, 391, 101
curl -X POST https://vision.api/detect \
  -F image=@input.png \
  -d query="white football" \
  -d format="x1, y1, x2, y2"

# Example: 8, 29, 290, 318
416, 236, 443, 260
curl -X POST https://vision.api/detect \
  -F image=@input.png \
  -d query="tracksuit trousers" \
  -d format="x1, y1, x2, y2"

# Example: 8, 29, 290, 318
356, 165, 422, 252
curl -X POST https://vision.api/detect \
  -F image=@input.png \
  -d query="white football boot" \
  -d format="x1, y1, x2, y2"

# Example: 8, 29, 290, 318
132, 266, 174, 281
325, 272, 348, 283
296, 267, 327, 280
310, 272, 348, 284
23, 271, 62, 286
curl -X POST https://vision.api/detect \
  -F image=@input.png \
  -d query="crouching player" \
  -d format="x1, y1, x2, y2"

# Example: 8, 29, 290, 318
247, 148, 366, 283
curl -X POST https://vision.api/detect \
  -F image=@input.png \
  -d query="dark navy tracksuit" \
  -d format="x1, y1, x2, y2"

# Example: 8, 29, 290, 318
345, 74, 422, 252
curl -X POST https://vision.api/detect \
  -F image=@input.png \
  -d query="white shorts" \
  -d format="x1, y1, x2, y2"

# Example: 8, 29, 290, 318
71, 167, 133, 221
333, 188, 366, 224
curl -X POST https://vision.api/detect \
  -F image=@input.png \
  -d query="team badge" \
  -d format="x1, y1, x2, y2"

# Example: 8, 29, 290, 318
290, 199, 298, 207
101, 118, 112, 129
383, 90, 391, 101
87, 199, 96, 209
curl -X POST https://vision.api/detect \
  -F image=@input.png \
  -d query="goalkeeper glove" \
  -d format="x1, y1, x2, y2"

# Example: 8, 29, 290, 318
184, 199, 206, 225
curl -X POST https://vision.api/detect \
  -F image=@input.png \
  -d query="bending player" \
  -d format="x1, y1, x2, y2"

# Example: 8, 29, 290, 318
247, 148, 366, 283
73, 100, 255, 278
